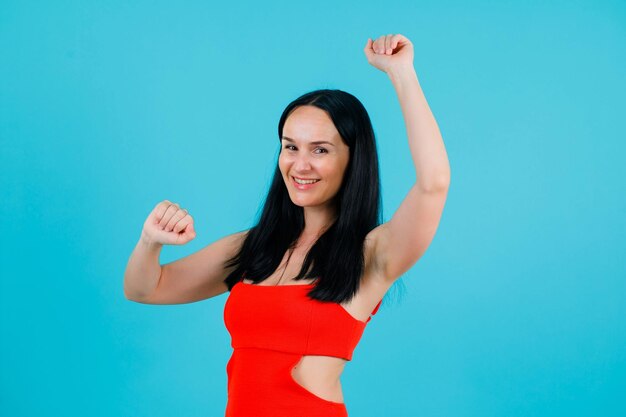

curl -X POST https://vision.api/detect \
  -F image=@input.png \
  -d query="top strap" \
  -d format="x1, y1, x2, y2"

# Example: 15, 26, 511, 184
366, 299, 383, 323
371, 299, 382, 316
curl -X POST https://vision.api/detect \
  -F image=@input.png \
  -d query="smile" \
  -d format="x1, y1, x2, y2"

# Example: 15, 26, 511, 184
292, 176, 320, 189
293, 176, 320, 184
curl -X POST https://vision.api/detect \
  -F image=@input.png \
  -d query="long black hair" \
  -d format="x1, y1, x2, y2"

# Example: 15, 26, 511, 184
223, 89, 385, 304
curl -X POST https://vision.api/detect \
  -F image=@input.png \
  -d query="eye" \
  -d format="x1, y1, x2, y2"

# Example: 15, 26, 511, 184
283, 145, 327, 154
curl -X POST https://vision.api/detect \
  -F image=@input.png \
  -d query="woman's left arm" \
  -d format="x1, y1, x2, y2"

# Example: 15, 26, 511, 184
364, 34, 451, 283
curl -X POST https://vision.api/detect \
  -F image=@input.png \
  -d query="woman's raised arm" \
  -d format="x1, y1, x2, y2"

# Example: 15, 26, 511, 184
364, 34, 451, 283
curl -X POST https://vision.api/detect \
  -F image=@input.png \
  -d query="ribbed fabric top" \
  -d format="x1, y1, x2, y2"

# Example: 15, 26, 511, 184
224, 281, 381, 361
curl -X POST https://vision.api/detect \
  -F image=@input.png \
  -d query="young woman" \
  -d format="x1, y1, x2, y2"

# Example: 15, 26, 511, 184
124, 33, 450, 417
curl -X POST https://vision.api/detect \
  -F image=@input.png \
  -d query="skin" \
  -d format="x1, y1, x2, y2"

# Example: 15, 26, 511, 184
128, 33, 449, 405
276, 107, 357, 402
279, 105, 350, 245
276, 33, 451, 404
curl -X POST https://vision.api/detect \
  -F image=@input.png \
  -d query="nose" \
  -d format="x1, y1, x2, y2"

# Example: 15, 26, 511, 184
293, 153, 313, 172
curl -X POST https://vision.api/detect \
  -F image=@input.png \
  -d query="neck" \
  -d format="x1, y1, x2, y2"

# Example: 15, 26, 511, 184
302, 206, 336, 241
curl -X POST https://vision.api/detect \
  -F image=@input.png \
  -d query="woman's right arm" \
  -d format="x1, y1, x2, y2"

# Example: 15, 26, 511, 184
123, 200, 248, 305
123, 231, 165, 302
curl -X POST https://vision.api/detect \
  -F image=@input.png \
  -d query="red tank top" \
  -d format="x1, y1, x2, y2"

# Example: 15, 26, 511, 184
222, 279, 383, 416
224, 280, 382, 360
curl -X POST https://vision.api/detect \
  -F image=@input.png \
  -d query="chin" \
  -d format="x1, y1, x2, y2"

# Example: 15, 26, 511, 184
288, 195, 319, 206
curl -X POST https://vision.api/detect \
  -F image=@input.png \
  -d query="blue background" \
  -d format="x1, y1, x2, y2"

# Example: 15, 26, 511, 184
1, 1, 624, 416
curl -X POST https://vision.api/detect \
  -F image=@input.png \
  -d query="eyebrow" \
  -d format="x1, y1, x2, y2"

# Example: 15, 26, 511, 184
281, 136, 335, 146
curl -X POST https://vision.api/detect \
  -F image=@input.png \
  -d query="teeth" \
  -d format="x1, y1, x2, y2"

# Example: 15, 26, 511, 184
294, 177, 319, 185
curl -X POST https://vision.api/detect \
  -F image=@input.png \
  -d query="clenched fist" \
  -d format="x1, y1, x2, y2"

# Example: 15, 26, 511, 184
364, 33, 414, 75
141, 200, 196, 246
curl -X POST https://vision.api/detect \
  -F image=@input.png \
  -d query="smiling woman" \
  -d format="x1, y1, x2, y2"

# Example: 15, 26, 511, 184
124, 33, 450, 417
221, 90, 385, 298
278, 105, 351, 209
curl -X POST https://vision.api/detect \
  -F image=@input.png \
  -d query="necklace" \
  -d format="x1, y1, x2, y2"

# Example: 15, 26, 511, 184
274, 246, 296, 286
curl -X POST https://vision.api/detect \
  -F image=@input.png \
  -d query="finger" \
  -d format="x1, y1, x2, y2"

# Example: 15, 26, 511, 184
185, 221, 196, 237
154, 200, 172, 224
169, 209, 190, 233
159, 203, 179, 228
394, 34, 411, 49
159, 203, 180, 229
378, 35, 387, 54
385, 34, 393, 55
174, 216, 194, 235
179, 220, 196, 244
391, 34, 401, 49
364, 38, 374, 58
165, 207, 188, 232
370, 37, 378, 54
374, 36, 383, 54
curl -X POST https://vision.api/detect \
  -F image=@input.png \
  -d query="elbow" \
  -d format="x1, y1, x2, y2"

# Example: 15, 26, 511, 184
123, 278, 135, 301
124, 290, 151, 304
123, 281, 149, 303
124, 288, 137, 302
418, 172, 450, 193
124, 287, 140, 302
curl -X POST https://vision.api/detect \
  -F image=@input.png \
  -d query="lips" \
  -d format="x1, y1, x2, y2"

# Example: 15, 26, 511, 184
291, 176, 320, 189
292, 176, 320, 181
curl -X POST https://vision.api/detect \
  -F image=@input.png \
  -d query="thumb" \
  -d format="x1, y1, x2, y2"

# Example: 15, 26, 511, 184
363, 38, 375, 59
186, 221, 196, 236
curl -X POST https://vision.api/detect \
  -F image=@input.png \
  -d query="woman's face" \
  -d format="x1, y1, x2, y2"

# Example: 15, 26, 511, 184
279, 105, 350, 208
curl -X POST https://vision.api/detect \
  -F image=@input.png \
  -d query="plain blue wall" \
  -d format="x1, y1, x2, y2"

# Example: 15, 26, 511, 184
1, 1, 624, 416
